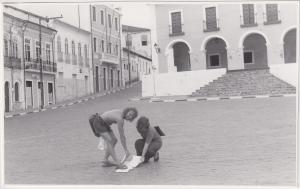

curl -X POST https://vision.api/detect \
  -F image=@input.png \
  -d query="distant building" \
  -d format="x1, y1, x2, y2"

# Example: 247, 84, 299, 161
3, 5, 57, 112
50, 20, 93, 102
143, 3, 298, 96
122, 25, 152, 85
90, 4, 122, 92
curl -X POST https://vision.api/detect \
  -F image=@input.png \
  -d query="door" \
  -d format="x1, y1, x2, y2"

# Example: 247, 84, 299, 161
26, 81, 33, 109
37, 82, 43, 108
103, 68, 107, 90
111, 69, 114, 88
206, 7, 217, 30
72, 74, 77, 98
117, 70, 120, 87
85, 76, 88, 94
5, 82, 9, 112
95, 66, 99, 92
48, 83, 53, 105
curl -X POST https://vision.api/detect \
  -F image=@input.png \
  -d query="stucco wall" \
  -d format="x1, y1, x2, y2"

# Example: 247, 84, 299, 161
154, 3, 298, 73
142, 68, 226, 96
269, 63, 298, 87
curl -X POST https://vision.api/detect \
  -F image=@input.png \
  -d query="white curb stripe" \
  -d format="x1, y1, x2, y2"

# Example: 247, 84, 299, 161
207, 97, 220, 101
19, 112, 26, 115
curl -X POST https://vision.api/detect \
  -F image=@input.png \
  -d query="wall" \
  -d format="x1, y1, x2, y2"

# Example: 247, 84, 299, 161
269, 64, 298, 87
142, 68, 226, 96
154, 3, 298, 73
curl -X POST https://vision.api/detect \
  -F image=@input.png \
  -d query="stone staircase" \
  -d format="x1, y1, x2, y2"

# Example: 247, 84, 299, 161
191, 69, 296, 97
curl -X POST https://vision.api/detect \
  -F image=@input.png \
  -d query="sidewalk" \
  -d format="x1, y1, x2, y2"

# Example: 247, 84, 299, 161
130, 93, 297, 103
4, 81, 141, 118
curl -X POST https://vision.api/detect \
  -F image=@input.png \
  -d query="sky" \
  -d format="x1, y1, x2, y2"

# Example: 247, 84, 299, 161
10, 2, 153, 31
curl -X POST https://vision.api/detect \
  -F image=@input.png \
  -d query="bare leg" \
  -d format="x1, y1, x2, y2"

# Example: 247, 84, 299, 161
103, 131, 118, 161
100, 132, 120, 166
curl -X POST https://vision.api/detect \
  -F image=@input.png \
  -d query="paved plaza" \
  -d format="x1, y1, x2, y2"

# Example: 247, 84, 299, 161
4, 84, 296, 185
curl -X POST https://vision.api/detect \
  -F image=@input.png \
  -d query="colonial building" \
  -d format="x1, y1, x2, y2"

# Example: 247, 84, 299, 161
143, 3, 298, 96
4, 5, 57, 112
50, 20, 93, 102
90, 4, 122, 92
122, 25, 152, 85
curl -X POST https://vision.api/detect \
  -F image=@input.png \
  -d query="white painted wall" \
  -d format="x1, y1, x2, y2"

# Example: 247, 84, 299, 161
269, 63, 298, 87
142, 68, 226, 96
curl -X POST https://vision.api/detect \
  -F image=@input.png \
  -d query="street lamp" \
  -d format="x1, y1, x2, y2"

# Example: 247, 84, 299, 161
152, 43, 161, 97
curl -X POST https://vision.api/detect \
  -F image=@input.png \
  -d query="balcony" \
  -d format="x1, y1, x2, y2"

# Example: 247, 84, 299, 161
101, 53, 119, 65
57, 52, 63, 62
169, 24, 185, 36
25, 59, 57, 73
4, 56, 22, 69
72, 55, 77, 65
203, 19, 220, 32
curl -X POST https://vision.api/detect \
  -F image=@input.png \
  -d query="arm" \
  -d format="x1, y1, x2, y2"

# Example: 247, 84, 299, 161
117, 120, 129, 154
141, 127, 155, 157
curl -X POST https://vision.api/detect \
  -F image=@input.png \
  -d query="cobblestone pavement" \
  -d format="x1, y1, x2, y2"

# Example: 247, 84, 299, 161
4, 84, 296, 185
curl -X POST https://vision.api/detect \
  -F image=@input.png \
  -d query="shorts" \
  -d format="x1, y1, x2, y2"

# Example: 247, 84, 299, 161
89, 114, 112, 137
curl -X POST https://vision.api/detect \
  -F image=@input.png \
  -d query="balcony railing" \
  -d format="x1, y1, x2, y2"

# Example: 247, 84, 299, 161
65, 54, 70, 64
72, 54, 77, 65
203, 19, 220, 32
4, 56, 22, 69
25, 59, 57, 73
57, 52, 63, 62
169, 24, 185, 36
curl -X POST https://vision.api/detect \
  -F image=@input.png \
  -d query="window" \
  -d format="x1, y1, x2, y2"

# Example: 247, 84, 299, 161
78, 43, 82, 56
92, 6, 96, 21
126, 35, 132, 47
12, 42, 18, 58
115, 17, 118, 30
14, 82, 19, 101
242, 4, 256, 26
4, 39, 8, 56
93, 37, 97, 52
209, 54, 220, 67
107, 42, 112, 54
141, 35, 147, 46
25, 39, 31, 61
244, 51, 253, 64
115, 44, 118, 55
57, 36, 61, 52
265, 4, 280, 24
101, 10, 104, 24
36, 41, 41, 60
108, 14, 112, 28
170, 11, 183, 34
71, 41, 75, 55
204, 7, 218, 31
46, 44, 51, 63
65, 38, 69, 54
101, 40, 104, 52
84, 44, 88, 58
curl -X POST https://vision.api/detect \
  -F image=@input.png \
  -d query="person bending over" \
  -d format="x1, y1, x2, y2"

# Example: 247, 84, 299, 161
135, 116, 163, 163
89, 107, 138, 168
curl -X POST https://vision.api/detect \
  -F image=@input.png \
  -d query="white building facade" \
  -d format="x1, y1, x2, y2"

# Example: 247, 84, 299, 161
143, 2, 298, 96
51, 20, 93, 102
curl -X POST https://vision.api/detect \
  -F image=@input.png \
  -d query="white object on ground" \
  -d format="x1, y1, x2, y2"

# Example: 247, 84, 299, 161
115, 155, 143, 173
97, 137, 107, 151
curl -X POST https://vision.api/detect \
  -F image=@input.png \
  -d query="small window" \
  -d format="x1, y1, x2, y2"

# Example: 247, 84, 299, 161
65, 38, 69, 54
71, 41, 75, 55
25, 39, 31, 61
244, 51, 253, 64
141, 35, 148, 46
101, 40, 104, 52
115, 17, 118, 30
209, 54, 220, 67
57, 36, 61, 53
115, 44, 118, 55
101, 10, 104, 24
93, 37, 97, 52
92, 6, 96, 21
78, 43, 81, 56
14, 82, 19, 101
108, 14, 112, 28
84, 44, 88, 58
4, 39, 9, 56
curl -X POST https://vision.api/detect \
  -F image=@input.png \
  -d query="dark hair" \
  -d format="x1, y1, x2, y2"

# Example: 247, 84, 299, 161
122, 107, 138, 120
136, 116, 150, 131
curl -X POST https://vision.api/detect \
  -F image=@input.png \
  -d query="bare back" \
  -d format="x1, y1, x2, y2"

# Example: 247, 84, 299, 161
101, 109, 123, 126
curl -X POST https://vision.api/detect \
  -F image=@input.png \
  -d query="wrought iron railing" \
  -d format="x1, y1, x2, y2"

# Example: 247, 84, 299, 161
25, 59, 57, 72
4, 56, 22, 69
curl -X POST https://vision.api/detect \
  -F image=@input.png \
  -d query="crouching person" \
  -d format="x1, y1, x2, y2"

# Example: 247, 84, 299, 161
135, 116, 163, 163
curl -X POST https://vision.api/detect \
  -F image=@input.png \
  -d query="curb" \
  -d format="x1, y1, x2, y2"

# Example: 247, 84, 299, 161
4, 82, 141, 119
130, 93, 296, 103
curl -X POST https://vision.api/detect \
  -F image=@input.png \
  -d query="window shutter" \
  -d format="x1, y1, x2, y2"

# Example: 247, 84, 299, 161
205, 7, 217, 30
171, 12, 182, 34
